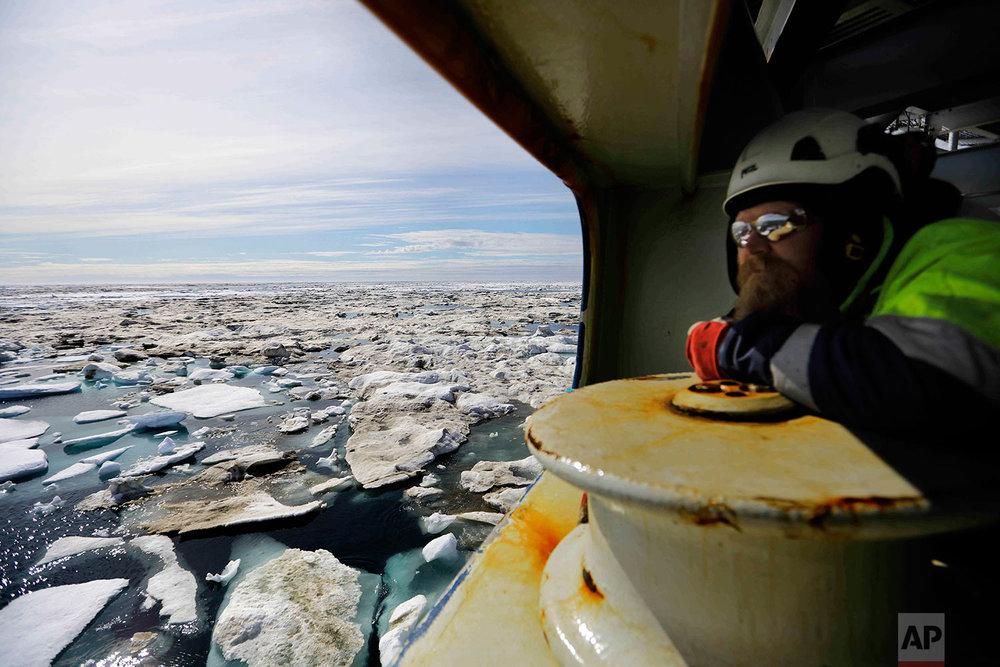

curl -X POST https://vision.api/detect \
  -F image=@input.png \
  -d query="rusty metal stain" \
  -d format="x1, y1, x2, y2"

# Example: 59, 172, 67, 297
482, 501, 569, 572
580, 567, 605, 601
753, 494, 928, 531
677, 499, 742, 532
526, 429, 556, 459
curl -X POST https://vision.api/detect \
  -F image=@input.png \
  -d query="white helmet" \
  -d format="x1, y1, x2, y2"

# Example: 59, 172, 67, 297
723, 108, 902, 216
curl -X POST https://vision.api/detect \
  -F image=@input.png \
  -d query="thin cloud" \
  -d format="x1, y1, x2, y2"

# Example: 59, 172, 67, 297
370, 230, 582, 257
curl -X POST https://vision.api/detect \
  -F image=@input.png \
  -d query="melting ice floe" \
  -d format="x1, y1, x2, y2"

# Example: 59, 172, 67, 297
212, 548, 377, 667
73, 409, 127, 424
128, 411, 187, 430
0, 579, 129, 667
206, 559, 240, 585
132, 535, 198, 625
379, 595, 427, 667
41, 445, 133, 485
420, 512, 456, 534
122, 441, 205, 477
150, 384, 266, 418
0, 418, 49, 443
421, 533, 458, 563
459, 456, 543, 493
0, 438, 48, 482
141, 491, 322, 536
35, 536, 124, 566
61, 426, 134, 450
0, 381, 81, 399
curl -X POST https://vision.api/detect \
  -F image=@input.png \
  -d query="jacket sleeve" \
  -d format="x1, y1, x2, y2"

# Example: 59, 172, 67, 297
717, 218, 1000, 437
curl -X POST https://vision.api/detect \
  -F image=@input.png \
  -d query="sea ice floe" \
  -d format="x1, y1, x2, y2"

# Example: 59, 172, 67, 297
112, 369, 153, 385
129, 411, 187, 430
200, 449, 240, 465
457, 511, 505, 525
405, 486, 443, 500
41, 445, 134, 485
482, 487, 526, 513
73, 409, 128, 424
0, 578, 129, 667
348, 370, 446, 397
345, 395, 470, 488
309, 476, 354, 495
0, 380, 81, 399
191, 448, 292, 485
141, 491, 322, 535
261, 342, 287, 358
32, 494, 64, 515
188, 368, 234, 382
374, 381, 467, 405
122, 442, 204, 477
0, 418, 49, 444
82, 362, 120, 380
420, 512, 456, 534
277, 414, 310, 434
61, 425, 135, 450
309, 423, 339, 447
422, 533, 458, 563
0, 405, 30, 418
212, 549, 369, 667
379, 594, 427, 667
0, 447, 48, 482
113, 348, 148, 362
315, 451, 339, 470
459, 456, 543, 493
455, 392, 516, 421
0, 437, 39, 450
108, 476, 151, 505
132, 535, 198, 624
206, 559, 240, 586
150, 384, 266, 418
36, 535, 124, 566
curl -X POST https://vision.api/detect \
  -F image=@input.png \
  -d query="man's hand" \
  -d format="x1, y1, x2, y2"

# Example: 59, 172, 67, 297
685, 319, 732, 380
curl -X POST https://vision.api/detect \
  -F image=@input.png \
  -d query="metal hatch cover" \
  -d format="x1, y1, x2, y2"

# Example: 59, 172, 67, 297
669, 378, 799, 420
523, 373, 989, 537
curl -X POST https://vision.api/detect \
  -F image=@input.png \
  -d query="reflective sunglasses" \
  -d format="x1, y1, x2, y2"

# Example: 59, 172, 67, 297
730, 208, 808, 247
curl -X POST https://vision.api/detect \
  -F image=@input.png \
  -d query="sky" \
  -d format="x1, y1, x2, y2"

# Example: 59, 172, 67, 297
0, 0, 582, 284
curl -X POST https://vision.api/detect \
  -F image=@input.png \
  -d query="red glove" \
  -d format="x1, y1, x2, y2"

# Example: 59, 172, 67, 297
685, 320, 731, 380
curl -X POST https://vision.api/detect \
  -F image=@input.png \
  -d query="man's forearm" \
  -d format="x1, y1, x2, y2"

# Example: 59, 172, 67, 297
717, 313, 997, 436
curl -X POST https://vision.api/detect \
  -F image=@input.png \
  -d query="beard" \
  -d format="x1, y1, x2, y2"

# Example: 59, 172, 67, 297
733, 254, 833, 321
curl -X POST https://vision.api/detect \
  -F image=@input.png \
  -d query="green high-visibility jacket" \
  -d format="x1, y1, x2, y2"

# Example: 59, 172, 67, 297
722, 217, 1000, 435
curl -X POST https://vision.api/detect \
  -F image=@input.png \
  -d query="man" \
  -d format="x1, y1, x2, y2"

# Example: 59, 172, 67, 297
686, 108, 1000, 437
